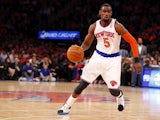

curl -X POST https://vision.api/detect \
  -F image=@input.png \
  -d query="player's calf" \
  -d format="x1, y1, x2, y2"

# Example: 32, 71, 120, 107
109, 89, 124, 111
57, 80, 89, 115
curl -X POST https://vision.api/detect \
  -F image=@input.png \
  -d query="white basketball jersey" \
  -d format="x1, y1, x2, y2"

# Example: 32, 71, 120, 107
94, 18, 121, 54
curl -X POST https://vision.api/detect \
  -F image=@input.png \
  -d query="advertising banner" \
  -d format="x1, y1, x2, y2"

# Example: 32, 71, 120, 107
38, 31, 80, 40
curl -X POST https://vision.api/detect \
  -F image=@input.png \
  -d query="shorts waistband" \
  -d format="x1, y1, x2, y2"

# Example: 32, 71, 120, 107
96, 49, 120, 57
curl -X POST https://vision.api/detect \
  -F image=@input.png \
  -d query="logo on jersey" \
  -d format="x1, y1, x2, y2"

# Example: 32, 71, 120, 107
110, 81, 117, 86
95, 31, 114, 38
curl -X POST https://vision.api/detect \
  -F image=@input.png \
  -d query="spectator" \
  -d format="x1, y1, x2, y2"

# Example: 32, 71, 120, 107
143, 57, 151, 68
6, 56, 22, 80
19, 60, 35, 81
30, 54, 40, 78
0, 50, 7, 62
0, 56, 5, 79
120, 43, 129, 58
121, 57, 132, 86
39, 63, 56, 82
39, 56, 52, 69
157, 54, 160, 66
3, 57, 12, 80
9, 49, 16, 63
150, 59, 159, 67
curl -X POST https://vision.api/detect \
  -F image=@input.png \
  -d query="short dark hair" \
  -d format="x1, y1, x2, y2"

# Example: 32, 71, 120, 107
100, 3, 112, 10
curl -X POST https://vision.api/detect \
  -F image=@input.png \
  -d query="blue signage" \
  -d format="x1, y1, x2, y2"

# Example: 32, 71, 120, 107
38, 31, 80, 40
142, 67, 160, 88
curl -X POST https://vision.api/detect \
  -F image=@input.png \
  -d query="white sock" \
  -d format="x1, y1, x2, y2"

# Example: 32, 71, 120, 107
65, 94, 77, 107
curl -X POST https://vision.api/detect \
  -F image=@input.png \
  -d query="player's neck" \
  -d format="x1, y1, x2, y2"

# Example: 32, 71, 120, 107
100, 18, 112, 27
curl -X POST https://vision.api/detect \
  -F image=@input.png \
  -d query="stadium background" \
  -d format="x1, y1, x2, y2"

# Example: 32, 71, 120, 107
0, 0, 160, 83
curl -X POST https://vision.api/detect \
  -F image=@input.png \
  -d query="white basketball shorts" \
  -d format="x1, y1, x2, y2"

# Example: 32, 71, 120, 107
80, 50, 121, 89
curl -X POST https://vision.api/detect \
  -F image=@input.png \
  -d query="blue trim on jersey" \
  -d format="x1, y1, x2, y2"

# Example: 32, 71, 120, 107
96, 49, 120, 57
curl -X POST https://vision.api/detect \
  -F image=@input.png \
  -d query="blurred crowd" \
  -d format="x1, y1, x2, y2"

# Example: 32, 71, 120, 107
0, 0, 160, 84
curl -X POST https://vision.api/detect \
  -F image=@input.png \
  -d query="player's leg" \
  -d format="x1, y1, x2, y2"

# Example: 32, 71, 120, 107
57, 52, 100, 115
102, 56, 124, 111
57, 80, 89, 115
109, 88, 124, 111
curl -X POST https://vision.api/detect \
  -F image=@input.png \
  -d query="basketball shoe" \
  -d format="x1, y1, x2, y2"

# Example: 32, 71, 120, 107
57, 103, 71, 115
116, 92, 124, 111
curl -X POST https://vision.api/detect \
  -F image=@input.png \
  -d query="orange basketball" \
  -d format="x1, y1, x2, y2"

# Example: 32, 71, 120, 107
67, 45, 84, 63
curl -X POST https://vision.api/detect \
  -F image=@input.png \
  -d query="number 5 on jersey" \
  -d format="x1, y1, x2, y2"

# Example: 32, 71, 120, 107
103, 37, 110, 48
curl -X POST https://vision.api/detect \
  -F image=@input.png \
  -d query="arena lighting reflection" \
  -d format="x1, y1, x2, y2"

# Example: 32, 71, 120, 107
142, 67, 160, 88
142, 88, 160, 105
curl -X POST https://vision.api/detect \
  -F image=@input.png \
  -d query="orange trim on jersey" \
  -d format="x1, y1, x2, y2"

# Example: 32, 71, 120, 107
122, 32, 139, 58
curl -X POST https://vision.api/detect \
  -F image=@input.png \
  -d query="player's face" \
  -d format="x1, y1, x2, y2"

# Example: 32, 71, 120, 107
99, 6, 112, 22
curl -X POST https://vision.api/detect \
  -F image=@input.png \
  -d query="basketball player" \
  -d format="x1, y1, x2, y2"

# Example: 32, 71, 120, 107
57, 3, 142, 115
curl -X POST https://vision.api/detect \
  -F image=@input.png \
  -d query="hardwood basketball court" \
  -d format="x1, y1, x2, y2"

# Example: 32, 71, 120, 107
0, 81, 160, 120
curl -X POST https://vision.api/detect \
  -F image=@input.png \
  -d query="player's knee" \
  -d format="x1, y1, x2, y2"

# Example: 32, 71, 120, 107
109, 89, 121, 97
74, 80, 89, 94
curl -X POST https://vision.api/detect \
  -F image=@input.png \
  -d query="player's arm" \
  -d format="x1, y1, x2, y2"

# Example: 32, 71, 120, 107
81, 23, 95, 51
115, 21, 142, 74
115, 21, 139, 62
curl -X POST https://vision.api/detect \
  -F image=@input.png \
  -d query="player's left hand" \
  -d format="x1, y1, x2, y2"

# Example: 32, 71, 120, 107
133, 62, 142, 74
